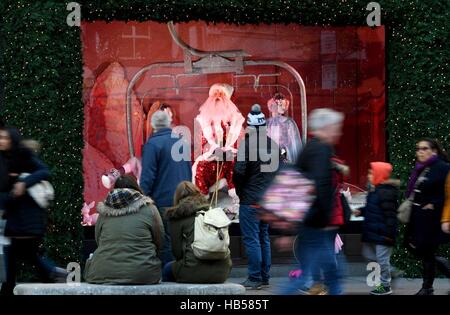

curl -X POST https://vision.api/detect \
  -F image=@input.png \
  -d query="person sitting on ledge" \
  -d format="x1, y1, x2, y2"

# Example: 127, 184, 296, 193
163, 181, 232, 284
84, 175, 164, 284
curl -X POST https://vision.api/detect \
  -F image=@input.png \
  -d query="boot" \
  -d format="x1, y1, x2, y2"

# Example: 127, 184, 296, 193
421, 260, 435, 293
414, 287, 434, 295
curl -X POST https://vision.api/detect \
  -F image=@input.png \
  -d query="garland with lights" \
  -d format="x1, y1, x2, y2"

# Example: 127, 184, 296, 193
0, 0, 448, 278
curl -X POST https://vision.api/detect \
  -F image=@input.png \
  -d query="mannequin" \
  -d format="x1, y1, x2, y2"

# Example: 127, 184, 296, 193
266, 93, 302, 163
192, 83, 245, 213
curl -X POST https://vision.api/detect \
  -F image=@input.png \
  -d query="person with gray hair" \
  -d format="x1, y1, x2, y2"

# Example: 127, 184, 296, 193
280, 107, 346, 295
140, 110, 192, 266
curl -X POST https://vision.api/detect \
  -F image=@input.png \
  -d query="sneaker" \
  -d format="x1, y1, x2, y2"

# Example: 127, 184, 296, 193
297, 286, 312, 295
241, 279, 262, 290
370, 284, 393, 295
261, 280, 270, 287
414, 287, 434, 295
307, 283, 328, 295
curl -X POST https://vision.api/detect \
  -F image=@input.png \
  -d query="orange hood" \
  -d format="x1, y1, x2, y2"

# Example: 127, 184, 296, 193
370, 162, 393, 186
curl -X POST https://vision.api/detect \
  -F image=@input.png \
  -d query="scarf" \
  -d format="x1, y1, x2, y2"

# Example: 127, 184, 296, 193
406, 154, 438, 197
96, 188, 153, 217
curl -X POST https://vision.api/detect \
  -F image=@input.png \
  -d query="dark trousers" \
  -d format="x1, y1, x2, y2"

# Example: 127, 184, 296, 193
415, 247, 450, 289
0, 237, 55, 295
158, 207, 174, 266
162, 261, 175, 282
280, 226, 342, 295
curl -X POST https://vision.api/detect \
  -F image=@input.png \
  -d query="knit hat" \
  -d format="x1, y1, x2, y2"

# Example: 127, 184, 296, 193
151, 110, 171, 131
370, 162, 393, 186
247, 104, 266, 126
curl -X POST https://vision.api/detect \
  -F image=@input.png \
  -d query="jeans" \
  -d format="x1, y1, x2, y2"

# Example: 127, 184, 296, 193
162, 261, 175, 282
0, 237, 56, 296
279, 226, 342, 295
158, 207, 174, 266
239, 205, 271, 282
362, 243, 392, 287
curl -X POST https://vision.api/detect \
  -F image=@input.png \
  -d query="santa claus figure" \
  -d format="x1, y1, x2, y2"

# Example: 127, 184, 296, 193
266, 93, 302, 164
193, 83, 245, 214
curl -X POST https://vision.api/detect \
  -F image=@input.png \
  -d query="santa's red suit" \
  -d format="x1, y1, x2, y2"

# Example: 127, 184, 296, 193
193, 84, 245, 199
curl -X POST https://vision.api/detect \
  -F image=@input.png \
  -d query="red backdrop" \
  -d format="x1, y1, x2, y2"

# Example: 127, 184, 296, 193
81, 21, 385, 208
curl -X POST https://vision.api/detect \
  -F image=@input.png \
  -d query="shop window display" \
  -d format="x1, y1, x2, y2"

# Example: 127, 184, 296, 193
81, 21, 385, 224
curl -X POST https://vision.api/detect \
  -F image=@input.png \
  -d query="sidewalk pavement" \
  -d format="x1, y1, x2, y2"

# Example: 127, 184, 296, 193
227, 277, 450, 295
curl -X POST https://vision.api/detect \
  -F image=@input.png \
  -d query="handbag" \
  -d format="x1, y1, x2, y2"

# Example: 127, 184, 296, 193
397, 167, 430, 224
397, 199, 412, 224
340, 192, 352, 224
19, 173, 55, 209
259, 165, 316, 233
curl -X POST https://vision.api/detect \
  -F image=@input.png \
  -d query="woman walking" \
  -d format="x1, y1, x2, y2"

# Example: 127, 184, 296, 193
404, 138, 450, 295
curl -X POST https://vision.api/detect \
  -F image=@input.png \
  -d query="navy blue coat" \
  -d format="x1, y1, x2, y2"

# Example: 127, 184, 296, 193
361, 180, 400, 246
140, 128, 192, 209
1, 148, 50, 237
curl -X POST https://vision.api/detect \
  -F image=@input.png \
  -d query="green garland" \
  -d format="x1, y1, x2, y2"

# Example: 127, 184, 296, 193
0, 0, 448, 278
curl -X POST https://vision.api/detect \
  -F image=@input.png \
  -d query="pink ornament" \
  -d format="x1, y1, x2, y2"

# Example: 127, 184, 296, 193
81, 201, 99, 226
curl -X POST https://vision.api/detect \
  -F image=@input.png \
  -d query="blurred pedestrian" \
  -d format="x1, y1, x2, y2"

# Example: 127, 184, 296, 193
442, 172, 450, 234
0, 127, 66, 295
280, 108, 345, 295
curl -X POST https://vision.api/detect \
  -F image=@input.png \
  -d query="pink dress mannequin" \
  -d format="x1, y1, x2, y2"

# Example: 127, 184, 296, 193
266, 93, 302, 164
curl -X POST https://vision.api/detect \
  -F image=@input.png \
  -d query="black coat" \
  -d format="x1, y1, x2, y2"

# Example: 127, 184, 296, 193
0, 148, 50, 237
361, 180, 400, 246
233, 127, 280, 205
296, 137, 335, 228
406, 158, 450, 250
